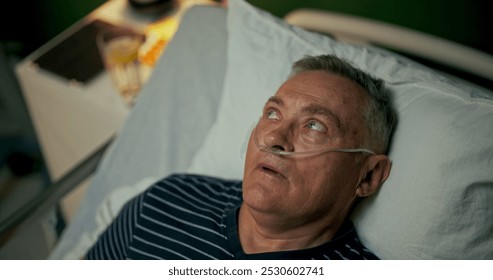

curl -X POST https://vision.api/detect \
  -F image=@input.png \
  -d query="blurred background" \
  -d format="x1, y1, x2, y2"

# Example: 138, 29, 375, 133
0, 0, 490, 259
2, 0, 491, 59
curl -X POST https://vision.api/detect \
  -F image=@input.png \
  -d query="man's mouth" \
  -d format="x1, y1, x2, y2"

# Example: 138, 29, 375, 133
257, 163, 285, 178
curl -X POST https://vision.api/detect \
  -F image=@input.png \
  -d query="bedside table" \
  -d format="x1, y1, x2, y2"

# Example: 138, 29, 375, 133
14, 0, 214, 223
14, 0, 210, 182
16, 0, 147, 182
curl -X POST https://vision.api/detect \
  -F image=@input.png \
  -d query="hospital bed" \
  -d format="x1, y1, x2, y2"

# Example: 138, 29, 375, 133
7, 0, 493, 259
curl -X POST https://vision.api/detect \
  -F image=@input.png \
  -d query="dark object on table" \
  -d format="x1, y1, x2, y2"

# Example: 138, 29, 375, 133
33, 20, 125, 84
128, 0, 176, 14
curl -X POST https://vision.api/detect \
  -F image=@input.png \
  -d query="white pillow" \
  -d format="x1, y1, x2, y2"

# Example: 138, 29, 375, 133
187, 0, 493, 259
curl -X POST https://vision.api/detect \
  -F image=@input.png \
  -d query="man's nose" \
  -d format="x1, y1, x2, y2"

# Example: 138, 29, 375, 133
262, 124, 294, 152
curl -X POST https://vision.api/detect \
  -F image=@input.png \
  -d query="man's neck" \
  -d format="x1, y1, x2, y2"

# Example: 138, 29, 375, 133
237, 203, 343, 254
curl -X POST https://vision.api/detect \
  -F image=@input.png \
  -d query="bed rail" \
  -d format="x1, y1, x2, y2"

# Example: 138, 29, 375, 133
0, 136, 113, 240
284, 9, 493, 84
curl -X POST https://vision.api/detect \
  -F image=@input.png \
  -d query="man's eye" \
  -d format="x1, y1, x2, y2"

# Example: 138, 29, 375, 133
306, 120, 326, 132
266, 109, 280, 120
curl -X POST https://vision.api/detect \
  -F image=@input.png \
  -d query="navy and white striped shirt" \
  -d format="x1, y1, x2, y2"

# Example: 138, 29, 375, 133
86, 174, 378, 260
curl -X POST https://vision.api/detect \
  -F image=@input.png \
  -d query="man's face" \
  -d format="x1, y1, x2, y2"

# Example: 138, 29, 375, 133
242, 70, 370, 226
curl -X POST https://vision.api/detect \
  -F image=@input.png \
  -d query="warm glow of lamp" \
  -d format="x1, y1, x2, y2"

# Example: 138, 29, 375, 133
139, 16, 179, 66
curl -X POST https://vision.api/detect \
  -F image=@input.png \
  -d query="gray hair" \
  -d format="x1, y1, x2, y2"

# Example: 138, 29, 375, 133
290, 54, 396, 154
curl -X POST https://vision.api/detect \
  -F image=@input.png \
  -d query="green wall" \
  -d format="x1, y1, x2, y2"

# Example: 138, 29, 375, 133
1, 0, 489, 57
0, 0, 106, 57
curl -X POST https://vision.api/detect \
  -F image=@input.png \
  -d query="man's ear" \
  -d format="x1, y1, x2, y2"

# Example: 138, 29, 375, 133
356, 155, 392, 197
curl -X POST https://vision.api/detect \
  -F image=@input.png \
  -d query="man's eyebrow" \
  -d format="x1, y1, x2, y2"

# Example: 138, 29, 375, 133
266, 96, 283, 106
302, 104, 344, 132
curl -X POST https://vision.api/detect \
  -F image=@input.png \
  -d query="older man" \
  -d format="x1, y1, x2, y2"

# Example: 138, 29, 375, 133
86, 54, 396, 260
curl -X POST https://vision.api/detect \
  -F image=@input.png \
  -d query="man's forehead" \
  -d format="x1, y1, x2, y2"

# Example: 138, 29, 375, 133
281, 70, 366, 97
275, 71, 369, 111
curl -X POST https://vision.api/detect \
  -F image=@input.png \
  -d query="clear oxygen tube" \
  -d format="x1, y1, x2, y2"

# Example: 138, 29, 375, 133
244, 124, 376, 158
